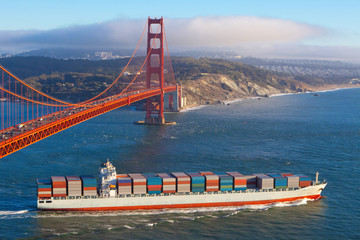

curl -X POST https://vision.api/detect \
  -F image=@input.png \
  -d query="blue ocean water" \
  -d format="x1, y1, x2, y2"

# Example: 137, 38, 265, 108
0, 88, 360, 239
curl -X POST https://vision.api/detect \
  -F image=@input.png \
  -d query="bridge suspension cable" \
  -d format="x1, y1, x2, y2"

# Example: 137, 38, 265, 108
0, 17, 179, 158
78, 19, 149, 104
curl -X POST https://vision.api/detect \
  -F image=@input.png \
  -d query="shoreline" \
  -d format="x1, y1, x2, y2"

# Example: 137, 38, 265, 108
180, 84, 360, 112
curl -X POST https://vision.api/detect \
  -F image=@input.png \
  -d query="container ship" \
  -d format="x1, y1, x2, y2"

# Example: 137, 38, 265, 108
37, 160, 327, 211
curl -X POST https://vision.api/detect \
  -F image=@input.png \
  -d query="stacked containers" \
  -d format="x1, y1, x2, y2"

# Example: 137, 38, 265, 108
254, 173, 274, 190
286, 175, 300, 188
66, 176, 82, 196
81, 175, 97, 196
117, 174, 132, 195
51, 176, 67, 197
216, 173, 233, 191
186, 172, 205, 192
297, 174, 312, 187
128, 173, 147, 194
171, 172, 191, 193
244, 175, 257, 188
201, 172, 219, 192
280, 173, 299, 188
227, 172, 247, 191
157, 173, 176, 193
143, 173, 162, 194
267, 173, 288, 189
37, 178, 52, 198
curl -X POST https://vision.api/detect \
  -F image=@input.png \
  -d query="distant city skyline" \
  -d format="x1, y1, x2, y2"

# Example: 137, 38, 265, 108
0, 0, 359, 63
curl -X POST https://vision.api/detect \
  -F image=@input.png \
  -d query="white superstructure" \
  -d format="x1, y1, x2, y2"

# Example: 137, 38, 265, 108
98, 159, 117, 197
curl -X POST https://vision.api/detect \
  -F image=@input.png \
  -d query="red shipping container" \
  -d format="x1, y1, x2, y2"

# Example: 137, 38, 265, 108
178, 180, 191, 184
206, 180, 219, 184
38, 188, 52, 192
299, 181, 312, 187
199, 171, 213, 176
38, 194, 52, 198
83, 187, 97, 190
163, 190, 176, 193
206, 182, 219, 186
206, 189, 219, 192
133, 182, 146, 186
117, 174, 128, 178
280, 173, 293, 177
234, 179, 247, 185
53, 194, 67, 197
117, 183, 131, 186
163, 182, 175, 185
147, 185, 162, 190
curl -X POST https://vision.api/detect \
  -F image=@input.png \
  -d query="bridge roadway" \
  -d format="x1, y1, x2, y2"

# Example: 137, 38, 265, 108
0, 86, 177, 158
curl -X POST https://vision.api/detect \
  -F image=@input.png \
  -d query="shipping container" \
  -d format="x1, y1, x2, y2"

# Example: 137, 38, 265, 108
256, 175, 274, 190
287, 175, 300, 188
117, 177, 132, 195
81, 175, 97, 196
128, 173, 147, 194
299, 180, 312, 187
158, 173, 176, 193
199, 171, 213, 176
204, 173, 219, 191
66, 176, 82, 197
186, 172, 205, 192
280, 173, 293, 177
267, 173, 288, 189
215, 173, 233, 191
37, 178, 52, 198
296, 174, 312, 188
51, 176, 67, 197
171, 172, 191, 193
227, 172, 249, 191
144, 174, 163, 194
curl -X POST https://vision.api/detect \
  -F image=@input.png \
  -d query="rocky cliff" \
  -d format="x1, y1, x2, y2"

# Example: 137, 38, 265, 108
180, 73, 311, 107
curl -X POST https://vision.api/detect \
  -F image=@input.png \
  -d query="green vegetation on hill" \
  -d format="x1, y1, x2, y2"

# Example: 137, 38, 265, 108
0, 56, 329, 102
172, 57, 285, 87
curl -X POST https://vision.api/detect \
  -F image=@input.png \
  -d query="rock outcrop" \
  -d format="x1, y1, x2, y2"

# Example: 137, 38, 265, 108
180, 73, 311, 107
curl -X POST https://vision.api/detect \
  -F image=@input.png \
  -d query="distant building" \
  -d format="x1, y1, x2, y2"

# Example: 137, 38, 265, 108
0, 53, 13, 58
95, 52, 113, 60
350, 78, 360, 84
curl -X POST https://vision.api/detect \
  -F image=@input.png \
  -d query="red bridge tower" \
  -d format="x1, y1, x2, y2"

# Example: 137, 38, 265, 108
136, 17, 176, 125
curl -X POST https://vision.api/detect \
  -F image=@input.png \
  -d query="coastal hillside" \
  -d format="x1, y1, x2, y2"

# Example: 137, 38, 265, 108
180, 73, 309, 106
170, 58, 311, 106
0, 56, 349, 105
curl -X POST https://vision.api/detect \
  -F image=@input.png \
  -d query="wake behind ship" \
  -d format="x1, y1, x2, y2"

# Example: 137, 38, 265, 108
37, 160, 327, 211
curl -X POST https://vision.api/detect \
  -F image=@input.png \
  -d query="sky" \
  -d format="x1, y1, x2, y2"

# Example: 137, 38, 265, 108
0, 0, 360, 63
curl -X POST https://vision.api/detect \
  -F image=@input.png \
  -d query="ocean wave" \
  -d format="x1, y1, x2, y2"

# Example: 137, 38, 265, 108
180, 105, 208, 112
145, 222, 158, 227
0, 210, 29, 215
270, 93, 296, 97
313, 86, 360, 94
0, 209, 33, 220
123, 225, 134, 229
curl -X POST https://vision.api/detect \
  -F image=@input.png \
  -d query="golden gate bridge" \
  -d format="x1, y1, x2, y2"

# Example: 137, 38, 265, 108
0, 17, 181, 159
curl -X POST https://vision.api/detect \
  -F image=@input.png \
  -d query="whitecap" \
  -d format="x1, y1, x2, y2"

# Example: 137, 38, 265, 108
123, 225, 134, 229
0, 210, 29, 216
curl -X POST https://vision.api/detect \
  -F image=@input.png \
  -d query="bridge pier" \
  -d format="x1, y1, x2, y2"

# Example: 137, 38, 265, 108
164, 85, 181, 112
134, 17, 176, 126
